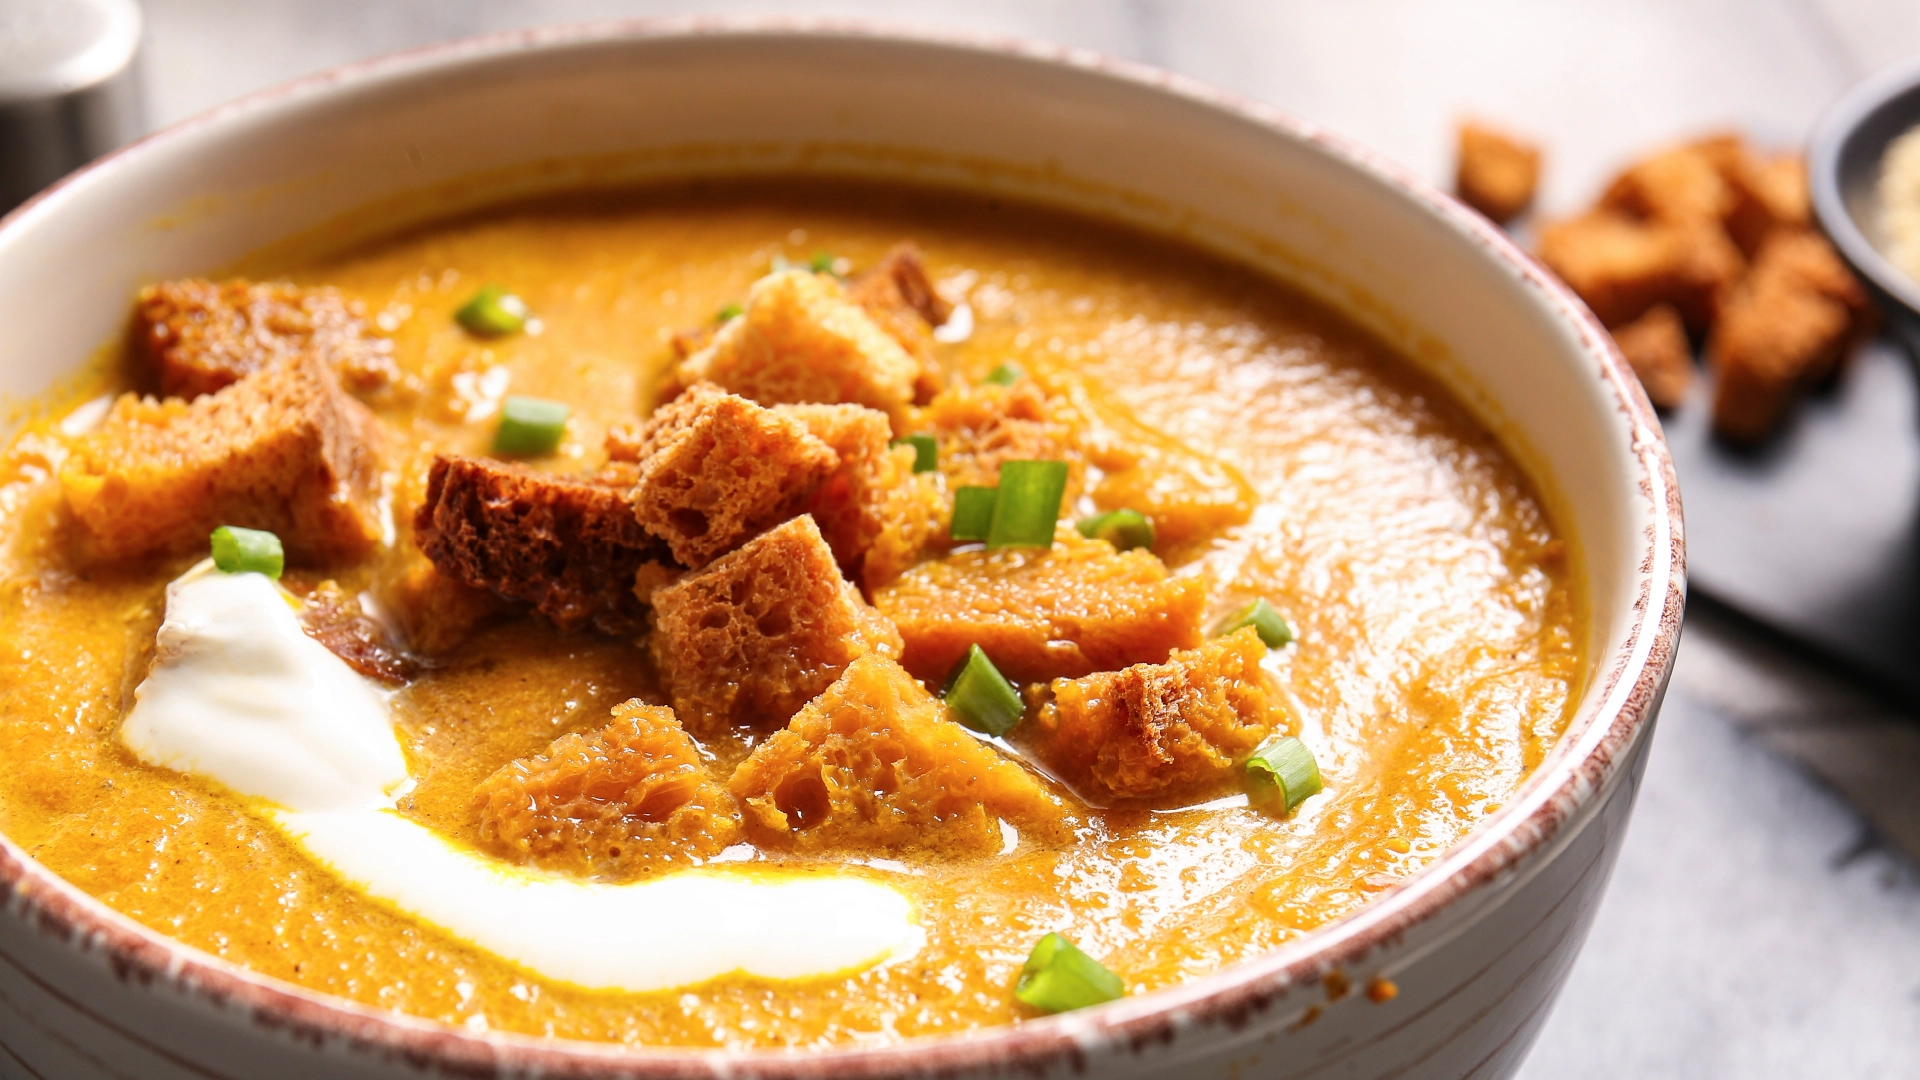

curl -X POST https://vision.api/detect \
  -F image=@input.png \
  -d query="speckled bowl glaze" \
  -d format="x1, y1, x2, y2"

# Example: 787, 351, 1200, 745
0, 19, 1683, 1080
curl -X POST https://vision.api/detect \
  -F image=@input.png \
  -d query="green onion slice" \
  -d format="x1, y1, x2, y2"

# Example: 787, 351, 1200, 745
716, 302, 743, 323
891, 433, 938, 473
493, 396, 570, 456
986, 460, 1067, 549
942, 644, 1024, 737
951, 486, 998, 542
809, 251, 839, 274
1075, 508, 1156, 552
1014, 933, 1126, 1014
1246, 735, 1322, 813
984, 362, 1023, 386
455, 285, 530, 337
210, 526, 284, 579
1215, 597, 1293, 649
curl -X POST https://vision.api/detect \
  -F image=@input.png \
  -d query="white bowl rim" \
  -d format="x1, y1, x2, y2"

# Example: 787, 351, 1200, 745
0, 14, 1685, 1078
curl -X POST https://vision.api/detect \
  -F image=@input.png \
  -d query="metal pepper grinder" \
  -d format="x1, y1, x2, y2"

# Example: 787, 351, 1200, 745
0, 0, 144, 213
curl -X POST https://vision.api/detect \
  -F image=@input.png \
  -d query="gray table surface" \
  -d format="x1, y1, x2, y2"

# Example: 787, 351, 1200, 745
116, 1, 1920, 1075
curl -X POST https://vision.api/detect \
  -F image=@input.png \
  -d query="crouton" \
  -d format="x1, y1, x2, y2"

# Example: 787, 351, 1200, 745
606, 382, 839, 569
650, 515, 903, 734
728, 654, 1064, 857
1600, 141, 1736, 225
1726, 152, 1812, 256
1610, 303, 1694, 410
846, 243, 953, 401
60, 354, 383, 565
295, 579, 416, 684
1535, 210, 1742, 330
1454, 121, 1541, 224
872, 530, 1207, 686
1709, 231, 1868, 442
862, 469, 949, 591
774, 402, 910, 570
1087, 445, 1256, 549
672, 269, 921, 427
1028, 628, 1285, 803
474, 699, 741, 879
135, 278, 397, 399
918, 380, 1085, 498
413, 455, 668, 634
381, 555, 506, 656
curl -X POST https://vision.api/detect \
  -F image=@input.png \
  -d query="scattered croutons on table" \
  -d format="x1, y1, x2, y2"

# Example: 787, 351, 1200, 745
1455, 120, 1542, 224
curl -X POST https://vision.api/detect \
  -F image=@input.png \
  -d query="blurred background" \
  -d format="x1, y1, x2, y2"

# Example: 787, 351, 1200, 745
11, 1, 1920, 1076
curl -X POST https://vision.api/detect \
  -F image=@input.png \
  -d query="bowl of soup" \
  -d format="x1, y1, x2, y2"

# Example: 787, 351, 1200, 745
0, 19, 1681, 1080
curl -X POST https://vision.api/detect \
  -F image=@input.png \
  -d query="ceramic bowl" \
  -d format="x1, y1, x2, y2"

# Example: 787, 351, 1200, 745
1811, 55, 1920, 356
0, 19, 1683, 1080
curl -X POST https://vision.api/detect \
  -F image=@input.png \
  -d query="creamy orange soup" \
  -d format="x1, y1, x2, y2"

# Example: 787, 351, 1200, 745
0, 181, 1579, 1048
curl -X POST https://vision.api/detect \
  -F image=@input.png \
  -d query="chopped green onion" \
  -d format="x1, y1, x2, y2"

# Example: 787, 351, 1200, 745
1075, 508, 1156, 552
455, 285, 530, 337
1014, 933, 1126, 1014
716, 302, 743, 323
1246, 735, 1322, 813
1216, 597, 1293, 648
493, 396, 570, 456
209, 526, 284, 579
809, 251, 838, 274
987, 460, 1068, 549
951, 486, 998, 541
891, 433, 938, 473
942, 645, 1024, 737
984, 362, 1023, 386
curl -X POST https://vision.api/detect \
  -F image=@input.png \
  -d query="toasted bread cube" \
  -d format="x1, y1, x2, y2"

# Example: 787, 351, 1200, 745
1726, 152, 1812, 256
873, 530, 1207, 686
728, 654, 1064, 856
1600, 140, 1737, 225
846, 243, 953, 401
1611, 303, 1694, 410
1454, 121, 1541, 224
1709, 231, 1866, 442
475, 700, 741, 879
1087, 444, 1256, 549
609, 382, 839, 569
775, 402, 910, 570
135, 278, 397, 399
650, 515, 903, 733
673, 270, 921, 427
414, 455, 668, 634
1536, 210, 1742, 330
920, 380, 1085, 497
60, 355, 383, 565
862, 469, 949, 591
1029, 628, 1285, 803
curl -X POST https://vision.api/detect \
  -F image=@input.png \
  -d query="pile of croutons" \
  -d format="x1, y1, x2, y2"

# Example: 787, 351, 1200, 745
1456, 123, 1873, 441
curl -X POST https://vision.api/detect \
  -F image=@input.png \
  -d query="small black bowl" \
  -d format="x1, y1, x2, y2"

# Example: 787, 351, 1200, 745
1810, 55, 1920, 357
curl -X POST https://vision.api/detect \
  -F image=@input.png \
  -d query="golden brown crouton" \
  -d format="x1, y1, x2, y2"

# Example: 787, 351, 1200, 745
846, 243, 954, 401
1600, 140, 1737, 225
135, 278, 398, 399
873, 530, 1207, 686
413, 455, 669, 634
919, 379, 1085, 497
1535, 210, 1742, 330
862, 469, 949, 591
1709, 231, 1870, 442
728, 654, 1064, 857
1027, 628, 1285, 804
60, 354, 383, 565
775, 402, 911, 571
1725, 152, 1812, 256
474, 700, 741, 879
1610, 303, 1694, 410
608, 382, 839, 569
672, 270, 921, 427
294, 579, 416, 684
650, 515, 903, 734
1087, 444, 1256, 550
1454, 121, 1541, 224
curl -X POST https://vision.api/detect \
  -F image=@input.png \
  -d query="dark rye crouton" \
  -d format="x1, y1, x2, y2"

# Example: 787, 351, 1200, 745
135, 278, 397, 399
1454, 121, 1541, 224
846, 243, 954, 401
671, 269, 921, 427
1028, 628, 1285, 803
59, 354, 383, 565
728, 654, 1064, 856
872, 531, 1207, 686
474, 700, 741, 879
413, 455, 669, 634
1610, 303, 1694, 411
649, 515, 903, 734
606, 382, 838, 569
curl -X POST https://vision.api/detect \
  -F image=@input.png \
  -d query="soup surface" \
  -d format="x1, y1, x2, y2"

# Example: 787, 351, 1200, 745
0, 182, 1579, 1048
